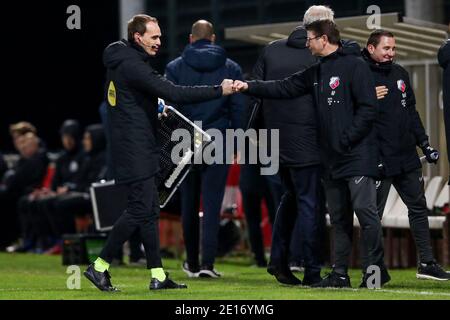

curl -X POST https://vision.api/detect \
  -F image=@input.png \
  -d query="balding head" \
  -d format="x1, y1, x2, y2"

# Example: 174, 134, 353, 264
303, 5, 334, 26
190, 20, 215, 43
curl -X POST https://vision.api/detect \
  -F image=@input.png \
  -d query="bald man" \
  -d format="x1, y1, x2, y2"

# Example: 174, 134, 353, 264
165, 20, 244, 278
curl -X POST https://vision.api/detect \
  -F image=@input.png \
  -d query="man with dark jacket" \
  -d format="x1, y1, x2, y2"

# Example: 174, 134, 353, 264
251, 26, 322, 286
10, 119, 84, 253
0, 132, 48, 249
50, 120, 83, 193
438, 38, 450, 182
362, 30, 449, 282
165, 20, 244, 278
44, 124, 106, 242
84, 14, 233, 292
232, 20, 389, 288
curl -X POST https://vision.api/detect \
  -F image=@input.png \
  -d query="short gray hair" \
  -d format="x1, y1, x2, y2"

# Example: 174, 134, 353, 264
303, 5, 335, 26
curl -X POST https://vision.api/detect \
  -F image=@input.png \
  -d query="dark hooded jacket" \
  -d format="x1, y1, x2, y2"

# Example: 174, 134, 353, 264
251, 27, 320, 167
51, 119, 83, 191
165, 39, 244, 130
361, 48, 428, 177
247, 41, 379, 179
103, 39, 222, 183
70, 124, 107, 192
438, 39, 450, 163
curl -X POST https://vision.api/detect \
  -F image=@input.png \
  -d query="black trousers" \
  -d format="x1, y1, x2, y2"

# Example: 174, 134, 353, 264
41, 193, 91, 237
270, 165, 321, 276
370, 168, 434, 265
180, 163, 229, 267
17, 195, 54, 247
241, 176, 278, 264
324, 176, 385, 275
100, 177, 162, 269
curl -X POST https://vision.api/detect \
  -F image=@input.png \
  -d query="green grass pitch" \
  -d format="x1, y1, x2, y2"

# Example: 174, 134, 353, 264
0, 253, 448, 300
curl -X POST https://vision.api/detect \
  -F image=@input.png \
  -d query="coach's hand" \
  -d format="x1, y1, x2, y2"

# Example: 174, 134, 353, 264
221, 79, 234, 96
376, 86, 388, 100
232, 80, 248, 93
422, 144, 440, 164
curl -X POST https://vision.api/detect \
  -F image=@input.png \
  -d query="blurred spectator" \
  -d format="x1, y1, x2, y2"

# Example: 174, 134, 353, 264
9, 122, 38, 151
41, 124, 107, 253
9, 120, 84, 253
0, 131, 48, 249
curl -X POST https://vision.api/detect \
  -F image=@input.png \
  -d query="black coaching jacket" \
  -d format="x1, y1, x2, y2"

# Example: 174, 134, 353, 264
247, 42, 379, 180
362, 48, 428, 177
103, 40, 222, 184
252, 27, 320, 168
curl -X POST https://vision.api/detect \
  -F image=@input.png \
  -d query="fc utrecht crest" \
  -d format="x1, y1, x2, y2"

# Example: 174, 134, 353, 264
397, 79, 406, 93
329, 77, 340, 90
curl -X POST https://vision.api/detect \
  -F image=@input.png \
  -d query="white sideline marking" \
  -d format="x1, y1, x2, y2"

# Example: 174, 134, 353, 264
308, 287, 450, 297
378, 289, 450, 297
0, 287, 449, 297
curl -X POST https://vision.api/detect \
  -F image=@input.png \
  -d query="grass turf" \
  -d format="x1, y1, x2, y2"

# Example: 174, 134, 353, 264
0, 253, 449, 300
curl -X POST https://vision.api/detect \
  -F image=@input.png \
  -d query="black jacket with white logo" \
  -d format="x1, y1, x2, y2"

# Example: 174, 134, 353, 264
362, 49, 428, 177
103, 40, 222, 183
247, 42, 379, 179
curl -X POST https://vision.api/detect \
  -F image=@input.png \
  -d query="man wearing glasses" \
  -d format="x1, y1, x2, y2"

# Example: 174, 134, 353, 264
232, 20, 389, 288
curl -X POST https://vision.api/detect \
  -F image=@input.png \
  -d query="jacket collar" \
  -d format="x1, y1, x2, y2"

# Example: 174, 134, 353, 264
127, 39, 152, 62
361, 48, 393, 72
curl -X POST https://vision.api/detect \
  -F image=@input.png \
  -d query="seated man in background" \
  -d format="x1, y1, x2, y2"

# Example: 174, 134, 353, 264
0, 130, 48, 250
9, 120, 84, 253
8, 122, 39, 150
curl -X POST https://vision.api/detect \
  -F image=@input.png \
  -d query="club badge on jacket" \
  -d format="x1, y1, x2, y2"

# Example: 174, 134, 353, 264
397, 79, 407, 108
328, 77, 341, 106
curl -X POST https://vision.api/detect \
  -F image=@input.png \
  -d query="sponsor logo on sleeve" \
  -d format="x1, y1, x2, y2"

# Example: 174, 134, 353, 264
108, 81, 117, 107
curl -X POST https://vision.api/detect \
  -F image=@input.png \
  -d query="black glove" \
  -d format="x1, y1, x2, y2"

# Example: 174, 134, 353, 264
421, 142, 439, 164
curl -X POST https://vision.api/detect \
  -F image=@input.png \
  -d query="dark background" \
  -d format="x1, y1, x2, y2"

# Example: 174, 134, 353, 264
1, 0, 449, 152
1, 1, 119, 152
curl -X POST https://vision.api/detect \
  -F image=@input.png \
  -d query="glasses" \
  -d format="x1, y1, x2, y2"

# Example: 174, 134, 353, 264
306, 35, 323, 43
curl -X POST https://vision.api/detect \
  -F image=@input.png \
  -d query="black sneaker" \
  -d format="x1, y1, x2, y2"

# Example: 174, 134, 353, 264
311, 271, 351, 288
267, 265, 302, 285
302, 274, 322, 286
359, 267, 391, 288
84, 264, 119, 292
182, 261, 200, 278
149, 272, 187, 290
416, 262, 450, 281
198, 265, 222, 278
